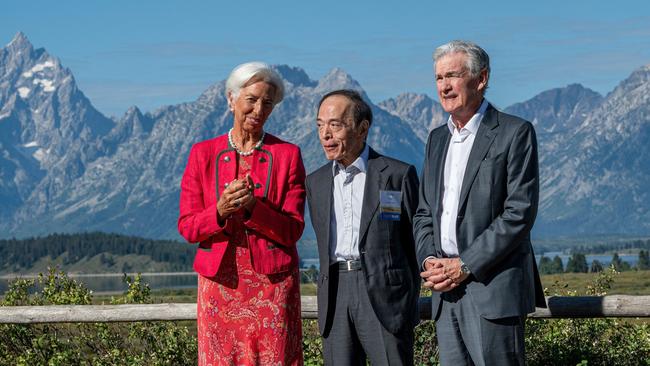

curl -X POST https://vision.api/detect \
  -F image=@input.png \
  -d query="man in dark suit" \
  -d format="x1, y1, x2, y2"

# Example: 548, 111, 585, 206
306, 89, 420, 365
414, 41, 546, 365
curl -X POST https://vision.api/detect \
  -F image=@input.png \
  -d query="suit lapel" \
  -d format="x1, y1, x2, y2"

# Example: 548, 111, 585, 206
433, 129, 451, 218
358, 148, 387, 246
312, 165, 334, 257
431, 129, 451, 256
458, 104, 499, 210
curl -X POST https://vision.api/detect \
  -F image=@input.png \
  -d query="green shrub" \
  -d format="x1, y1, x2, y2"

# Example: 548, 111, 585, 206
2, 267, 649, 365
0, 268, 197, 366
302, 320, 323, 366
526, 267, 650, 366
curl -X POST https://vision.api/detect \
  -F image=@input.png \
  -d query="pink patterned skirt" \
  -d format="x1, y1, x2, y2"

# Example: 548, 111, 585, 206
197, 235, 303, 366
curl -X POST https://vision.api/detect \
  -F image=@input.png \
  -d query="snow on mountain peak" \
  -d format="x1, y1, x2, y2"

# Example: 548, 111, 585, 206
17, 87, 31, 98
32, 78, 56, 92
21, 60, 56, 78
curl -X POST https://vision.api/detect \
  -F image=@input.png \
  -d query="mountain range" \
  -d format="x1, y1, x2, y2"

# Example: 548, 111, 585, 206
1, 32, 649, 240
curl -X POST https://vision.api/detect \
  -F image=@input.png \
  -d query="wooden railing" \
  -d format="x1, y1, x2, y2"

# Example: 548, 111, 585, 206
1, 295, 649, 324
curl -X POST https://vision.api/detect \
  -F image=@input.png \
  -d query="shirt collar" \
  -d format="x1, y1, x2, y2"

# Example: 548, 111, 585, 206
446, 98, 489, 136
332, 143, 369, 176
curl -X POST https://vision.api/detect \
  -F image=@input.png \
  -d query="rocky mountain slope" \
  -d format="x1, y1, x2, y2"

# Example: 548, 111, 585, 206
1, 32, 649, 239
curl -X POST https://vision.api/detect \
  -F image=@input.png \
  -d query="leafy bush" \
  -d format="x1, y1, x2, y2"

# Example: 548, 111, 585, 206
302, 320, 323, 366
2, 267, 649, 365
0, 268, 197, 366
526, 267, 650, 366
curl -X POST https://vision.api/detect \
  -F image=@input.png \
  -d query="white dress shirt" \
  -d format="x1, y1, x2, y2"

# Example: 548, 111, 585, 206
329, 144, 369, 263
440, 99, 488, 257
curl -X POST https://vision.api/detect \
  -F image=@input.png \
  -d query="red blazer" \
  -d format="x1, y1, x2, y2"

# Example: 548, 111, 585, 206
178, 133, 306, 275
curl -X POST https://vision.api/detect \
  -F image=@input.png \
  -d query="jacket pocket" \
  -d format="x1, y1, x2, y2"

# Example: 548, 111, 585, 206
248, 232, 296, 274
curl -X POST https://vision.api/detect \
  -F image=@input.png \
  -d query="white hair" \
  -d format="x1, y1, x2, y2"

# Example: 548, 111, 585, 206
225, 62, 285, 105
434, 40, 490, 91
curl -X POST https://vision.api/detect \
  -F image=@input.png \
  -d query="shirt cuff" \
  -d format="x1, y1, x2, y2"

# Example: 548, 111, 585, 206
422, 256, 437, 270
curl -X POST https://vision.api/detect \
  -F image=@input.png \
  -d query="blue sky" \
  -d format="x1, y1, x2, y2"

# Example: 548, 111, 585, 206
3, 0, 650, 117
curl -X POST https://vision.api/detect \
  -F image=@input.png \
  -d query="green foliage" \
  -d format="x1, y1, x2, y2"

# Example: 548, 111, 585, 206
552, 255, 565, 273
566, 252, 588, 273
0, 267, 197, 366
538, 255, 552, 274
534, 237, 650, 255
611, 253, 632, 272
539, 255, 565, 274
526, 267, 650, 366
3, 267, 649, 365
589, 259, 604, 273
302, 320, 323, 366
414, 320, 439, 365
639, 250, 650, 270
300, 265, 319, 284
0, 232, 194, 273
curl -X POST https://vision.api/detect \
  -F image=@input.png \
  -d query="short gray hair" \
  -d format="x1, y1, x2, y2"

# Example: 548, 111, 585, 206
434, 40, 490, 89
225, 62, 285, 105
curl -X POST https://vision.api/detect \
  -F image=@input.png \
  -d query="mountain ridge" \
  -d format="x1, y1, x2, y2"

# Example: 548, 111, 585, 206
1, 32, 649, 239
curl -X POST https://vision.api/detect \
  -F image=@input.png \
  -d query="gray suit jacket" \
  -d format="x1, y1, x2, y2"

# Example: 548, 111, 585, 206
414, 103, 546, 320
306, 147, 420, 336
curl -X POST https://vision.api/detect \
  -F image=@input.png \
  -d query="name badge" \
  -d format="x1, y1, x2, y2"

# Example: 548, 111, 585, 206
379, 190, 401, 221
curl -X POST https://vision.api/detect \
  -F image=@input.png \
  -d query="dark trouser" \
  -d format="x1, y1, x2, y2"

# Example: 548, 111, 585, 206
435, 286, 525, 366
323, 268, 414, 366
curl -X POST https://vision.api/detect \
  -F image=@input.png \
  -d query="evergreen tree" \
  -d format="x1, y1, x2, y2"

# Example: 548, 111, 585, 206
539, 255, 564, 275
0, 232, 194, 272
609, 253, 631, 272
551, 255, 564, 274
538, 256, 553, 275
590, 259, 604, 273
637, 250, 650, 270
566, 253, 588, 273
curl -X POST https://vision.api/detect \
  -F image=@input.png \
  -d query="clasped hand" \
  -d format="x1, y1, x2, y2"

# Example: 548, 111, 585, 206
420, 257, 469, 292
217, 174, 256, 219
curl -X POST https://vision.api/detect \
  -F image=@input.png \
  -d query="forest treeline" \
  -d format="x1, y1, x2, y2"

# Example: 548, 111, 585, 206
534, 237, 650, 254
0, 232, 194, 272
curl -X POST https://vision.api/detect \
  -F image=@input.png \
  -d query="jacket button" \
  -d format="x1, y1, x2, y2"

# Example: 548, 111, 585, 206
224, 156, 230, 162
259, 157, 266, 163
255, 183, 261, 189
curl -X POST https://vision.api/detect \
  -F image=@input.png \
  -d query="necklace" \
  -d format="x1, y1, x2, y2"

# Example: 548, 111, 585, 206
228, 128, 265, 156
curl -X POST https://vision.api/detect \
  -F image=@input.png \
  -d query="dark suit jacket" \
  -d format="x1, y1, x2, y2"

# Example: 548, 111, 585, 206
414, 103, 546, 320
306, 147, 420, 336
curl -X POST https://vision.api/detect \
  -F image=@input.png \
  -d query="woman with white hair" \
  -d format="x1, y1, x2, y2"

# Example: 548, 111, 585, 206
178, 62, 305, 365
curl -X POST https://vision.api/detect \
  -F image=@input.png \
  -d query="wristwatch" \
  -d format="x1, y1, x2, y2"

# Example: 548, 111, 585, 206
459, 259, 471, 276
